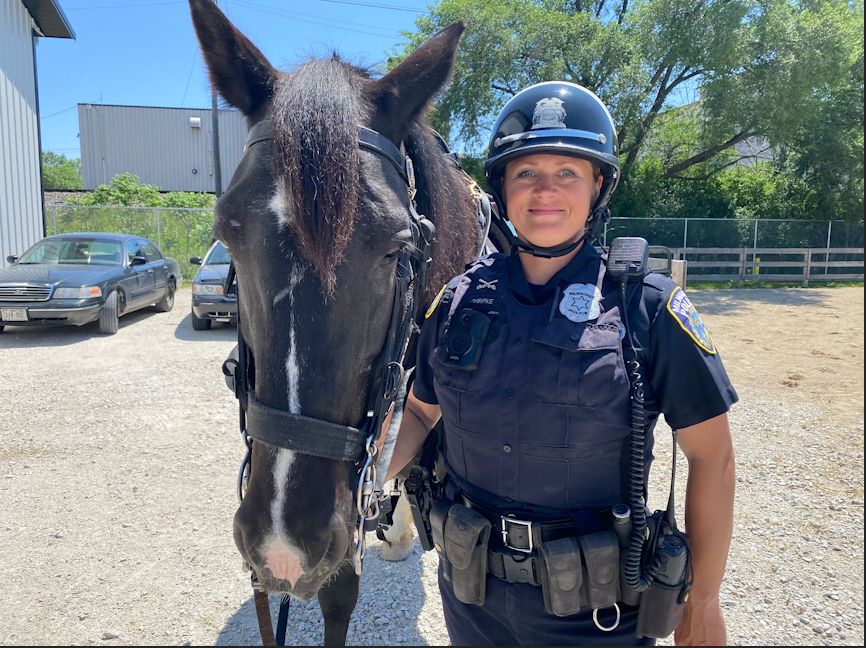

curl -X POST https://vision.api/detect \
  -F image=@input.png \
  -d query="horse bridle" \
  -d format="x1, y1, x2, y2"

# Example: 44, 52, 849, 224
223, 117, 435, 568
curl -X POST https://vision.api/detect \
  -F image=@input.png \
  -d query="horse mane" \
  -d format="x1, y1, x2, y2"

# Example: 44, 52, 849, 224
404, 123, 480, 303
271, 56, 479, 301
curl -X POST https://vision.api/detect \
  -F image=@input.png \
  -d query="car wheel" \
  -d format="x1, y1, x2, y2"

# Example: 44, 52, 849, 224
0, 325, 4, 334
99, 290, 120, 334
155, 281, 175, 312
191, 311, 211, 330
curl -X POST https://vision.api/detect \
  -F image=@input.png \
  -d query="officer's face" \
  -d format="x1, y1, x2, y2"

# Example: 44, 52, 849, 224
503, 154, 602, 249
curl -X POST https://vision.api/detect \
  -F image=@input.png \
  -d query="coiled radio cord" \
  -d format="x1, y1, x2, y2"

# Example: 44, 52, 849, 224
618, 281, 663, 592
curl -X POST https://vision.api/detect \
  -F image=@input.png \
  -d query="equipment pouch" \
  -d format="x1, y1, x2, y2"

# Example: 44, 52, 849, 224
539, 536, 583, 617
636, 581, 685, 639
578, 530, 620, 610
442, 505, 491, 606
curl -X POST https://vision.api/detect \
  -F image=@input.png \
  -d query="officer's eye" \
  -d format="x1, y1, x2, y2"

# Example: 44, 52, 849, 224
514, 168, 536, 178
558, 168, 577, 178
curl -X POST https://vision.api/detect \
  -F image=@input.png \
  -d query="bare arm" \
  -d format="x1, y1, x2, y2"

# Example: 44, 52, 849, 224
674, 412, 736, 646
384, 388, 441, 481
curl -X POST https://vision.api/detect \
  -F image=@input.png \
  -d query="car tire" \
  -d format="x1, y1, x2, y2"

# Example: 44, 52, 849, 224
191, 311, 211, 330
99, 290, 120, 335
155, 281, 175, 312
0, 325, 4, 334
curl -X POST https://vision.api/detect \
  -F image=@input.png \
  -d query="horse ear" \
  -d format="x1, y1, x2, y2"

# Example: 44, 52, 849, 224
369, 21, 464, 144
189, 0, 276, 119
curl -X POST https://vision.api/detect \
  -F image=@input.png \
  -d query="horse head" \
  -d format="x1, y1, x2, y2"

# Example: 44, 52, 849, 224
189, 0, 478, 599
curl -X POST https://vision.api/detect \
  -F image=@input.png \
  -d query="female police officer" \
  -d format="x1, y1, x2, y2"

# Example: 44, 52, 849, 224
386, 81, 737, 646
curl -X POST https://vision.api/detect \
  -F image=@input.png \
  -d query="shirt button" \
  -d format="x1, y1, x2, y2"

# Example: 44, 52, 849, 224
570, 333, 579, 341
504, 389, 513, 399
502, 444, 512, 453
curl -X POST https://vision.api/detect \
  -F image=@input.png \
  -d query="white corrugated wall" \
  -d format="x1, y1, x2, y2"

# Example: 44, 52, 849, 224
79, 104, 248, 192
0, 0, 42, 268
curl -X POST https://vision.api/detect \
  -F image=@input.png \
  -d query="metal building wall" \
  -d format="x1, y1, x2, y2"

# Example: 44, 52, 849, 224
79, 104, 248, 192
0, 0, 42, 268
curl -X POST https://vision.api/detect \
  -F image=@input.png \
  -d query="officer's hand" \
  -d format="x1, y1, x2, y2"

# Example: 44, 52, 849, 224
674, 594, 726, 646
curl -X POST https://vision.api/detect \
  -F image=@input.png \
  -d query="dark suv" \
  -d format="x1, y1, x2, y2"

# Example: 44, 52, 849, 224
190, 241, 237, 330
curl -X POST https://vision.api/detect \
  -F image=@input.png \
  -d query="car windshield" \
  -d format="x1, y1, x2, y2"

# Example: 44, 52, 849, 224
204, 242, 231, 265
18, 238, 124, 266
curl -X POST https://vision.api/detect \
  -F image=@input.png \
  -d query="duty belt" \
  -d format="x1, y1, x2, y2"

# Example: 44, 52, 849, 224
459, 495, 578, 587
460, 495, 578, 552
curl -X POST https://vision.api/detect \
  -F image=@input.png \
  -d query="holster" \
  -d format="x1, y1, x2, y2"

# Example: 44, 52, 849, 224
636, 581, 686, 638
441, 504, 491, 606
635, 511, 691, 638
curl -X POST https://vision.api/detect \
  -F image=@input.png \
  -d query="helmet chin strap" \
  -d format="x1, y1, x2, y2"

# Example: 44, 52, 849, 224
512, 229, 588, 258
505, 202, 604, 259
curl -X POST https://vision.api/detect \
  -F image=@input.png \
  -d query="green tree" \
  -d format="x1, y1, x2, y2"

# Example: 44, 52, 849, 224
399, 0, 863, 204
68, 172, 161, 206
66, 172, 216, 208
41, 151, 82, 190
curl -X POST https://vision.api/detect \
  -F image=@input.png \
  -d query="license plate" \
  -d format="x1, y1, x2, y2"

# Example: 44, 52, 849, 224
0, 307, 28, 322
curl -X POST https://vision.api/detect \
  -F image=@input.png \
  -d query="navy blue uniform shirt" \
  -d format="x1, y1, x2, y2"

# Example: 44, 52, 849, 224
414, 244, 738, 512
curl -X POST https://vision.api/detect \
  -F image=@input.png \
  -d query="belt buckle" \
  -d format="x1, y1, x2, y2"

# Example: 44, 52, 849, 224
501, 515, 533, 554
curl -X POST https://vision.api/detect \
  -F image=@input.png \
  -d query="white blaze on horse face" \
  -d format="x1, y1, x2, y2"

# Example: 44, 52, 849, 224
284, 269, 303, 415
267, 450, 306, 587
269, 185, 292, 229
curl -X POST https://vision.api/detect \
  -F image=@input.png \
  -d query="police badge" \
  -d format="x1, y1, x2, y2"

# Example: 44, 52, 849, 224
531, 97, 567, 130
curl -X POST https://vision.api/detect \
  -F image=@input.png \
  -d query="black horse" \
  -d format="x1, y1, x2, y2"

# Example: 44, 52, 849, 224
189, 0, 486, 643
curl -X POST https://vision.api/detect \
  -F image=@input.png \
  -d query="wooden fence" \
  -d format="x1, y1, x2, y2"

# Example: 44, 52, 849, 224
669, 247, 864, 286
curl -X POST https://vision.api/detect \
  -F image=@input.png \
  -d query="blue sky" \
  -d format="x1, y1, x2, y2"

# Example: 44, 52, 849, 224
37, 0, 430, 159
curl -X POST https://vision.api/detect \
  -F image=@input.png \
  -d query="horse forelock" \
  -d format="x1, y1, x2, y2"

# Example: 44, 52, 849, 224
271, 58, 370, 296
270, 58, 479, 304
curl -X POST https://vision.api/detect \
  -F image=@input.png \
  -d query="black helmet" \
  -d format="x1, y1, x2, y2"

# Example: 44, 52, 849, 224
484, 81, 621, 229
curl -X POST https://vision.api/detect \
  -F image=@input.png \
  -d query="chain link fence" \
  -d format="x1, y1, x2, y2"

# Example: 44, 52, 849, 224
45, 205, 215, 281
44, 207, 863, 282
602, 217, 864, 249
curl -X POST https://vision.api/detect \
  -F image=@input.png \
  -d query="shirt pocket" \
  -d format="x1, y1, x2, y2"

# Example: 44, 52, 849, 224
518, 438, 625, 510
529, 320, 623, 408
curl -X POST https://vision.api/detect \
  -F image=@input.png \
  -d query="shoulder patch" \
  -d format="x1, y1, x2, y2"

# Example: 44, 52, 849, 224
425, 284, 447, 319
666, 288, 716, 354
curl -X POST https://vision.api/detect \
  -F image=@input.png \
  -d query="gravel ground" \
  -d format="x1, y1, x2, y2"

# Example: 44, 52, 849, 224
0, 287, 863, 646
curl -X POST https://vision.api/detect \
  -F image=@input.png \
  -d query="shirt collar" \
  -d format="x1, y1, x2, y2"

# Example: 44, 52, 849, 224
505, 243, 602, 305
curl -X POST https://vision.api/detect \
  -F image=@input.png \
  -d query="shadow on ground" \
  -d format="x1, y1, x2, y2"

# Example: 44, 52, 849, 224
173, 314, 237, 342
215, 544, 431, 646
688, 287, 831, 315
0, 308, 157, 348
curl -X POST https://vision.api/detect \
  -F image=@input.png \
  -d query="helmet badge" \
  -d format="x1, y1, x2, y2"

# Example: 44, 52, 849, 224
531, 97, 567, 130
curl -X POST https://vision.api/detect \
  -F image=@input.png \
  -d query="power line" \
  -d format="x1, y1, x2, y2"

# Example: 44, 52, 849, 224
180, 51, 198, 107
232, 0, 401, 39
316, 0, 427, 13
234, 0, 400, 36
41, 105, 77, 119
65, 1, 183, 9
